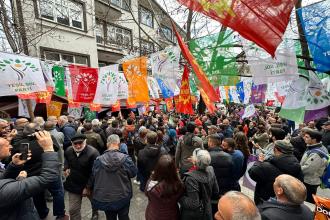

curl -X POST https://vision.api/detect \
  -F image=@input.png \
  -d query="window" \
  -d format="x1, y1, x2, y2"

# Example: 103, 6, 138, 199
139, 6, 153, 27
110, 0, 130, 10
140, 40, 154, 55
105, 23, 132, 49
43, 50, 88, 65
95, 21, 104, 44
161, 26, 172, 41
39, 0, 84, 30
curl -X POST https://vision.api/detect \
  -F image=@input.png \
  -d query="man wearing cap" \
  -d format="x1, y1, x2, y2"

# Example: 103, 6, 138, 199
64, 134, 99, 220
322, 121, 330, 151
249, 140, 303, 205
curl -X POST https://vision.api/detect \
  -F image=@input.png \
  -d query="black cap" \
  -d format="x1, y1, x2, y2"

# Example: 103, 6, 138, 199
71, 134, 86, 142
323, 121, 330, 126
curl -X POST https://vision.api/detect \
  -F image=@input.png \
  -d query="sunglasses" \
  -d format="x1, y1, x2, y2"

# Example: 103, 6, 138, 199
72, 140, 84, 145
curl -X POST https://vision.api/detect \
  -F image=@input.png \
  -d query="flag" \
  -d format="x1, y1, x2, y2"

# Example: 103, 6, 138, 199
112, 100, 121, 112
297, 1, 330, 72
172, 23, 219, 102
236, 81, 245, 103
242, 104, 256, 119
123, 57, 149, 102
68, 65, 98, 103
156, 78, 174, 98
40, 61, 55, 88
52, 66, 66, 96
68, 107, 82, 119
35, 86, 53, 104
248, 49, 299, 85
118, 71, 128, 99
84, 107, 96, 120
18, 99, 36, 117
189, 31, 239, 86
93, 65, 119, 105
151, 46, 181, 96
176, 66, 194, 115
90, 103, 102, 112
241, 77, 253, 104
147, 76, 160, 99
0, 52, 46, 96
229, 86, 240, 103
47, 101, 63, 117
126, 99, 137, 109
279, 76, 309, 123
251, 84, 267, 104
177, 0, 296, 57
68, 99, 80, 108
199, 86, 216, 113
165, 98, 174, 111
304, 72, 330, 122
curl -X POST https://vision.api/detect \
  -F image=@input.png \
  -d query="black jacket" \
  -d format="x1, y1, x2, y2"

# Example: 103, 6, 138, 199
208, 147, 234, 196
290, 136, 307, 162
12, 138, 45, 177
322, 130, 330, 151
0, 152, 59, 220
137, 144, 163, 185
258, 199, 313, 220
248, 154, 303, 205
64, 145, 99, 194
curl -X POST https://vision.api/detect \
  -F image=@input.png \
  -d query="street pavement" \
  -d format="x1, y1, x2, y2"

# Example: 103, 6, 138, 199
45, 179, 330, 220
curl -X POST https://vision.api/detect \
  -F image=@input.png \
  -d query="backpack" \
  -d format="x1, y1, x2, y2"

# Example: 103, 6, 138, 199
307, 148, 330, 189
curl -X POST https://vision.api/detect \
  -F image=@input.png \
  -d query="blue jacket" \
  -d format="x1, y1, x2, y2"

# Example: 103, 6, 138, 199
89, 149, 137, 211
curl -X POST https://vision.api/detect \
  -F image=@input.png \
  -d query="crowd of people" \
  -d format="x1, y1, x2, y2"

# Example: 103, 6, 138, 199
0, 104, 329, 220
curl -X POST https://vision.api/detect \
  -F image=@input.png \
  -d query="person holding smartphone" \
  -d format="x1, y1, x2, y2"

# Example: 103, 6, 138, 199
0, 131, 60, 220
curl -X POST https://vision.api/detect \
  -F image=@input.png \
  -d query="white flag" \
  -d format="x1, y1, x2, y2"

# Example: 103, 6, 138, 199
242, 104, 256, 119
68, 107, 83, 119
305, 72, 330, 111
18, 99, 36, 117
151, 46, 181, 96
117, 71, 128, 99
93, 65, 119, 105
229, 86, 240, 103
147, 76, 160, 99
40, 61, 55, 88
248, 49, 299, 85
0, 53, 46, 96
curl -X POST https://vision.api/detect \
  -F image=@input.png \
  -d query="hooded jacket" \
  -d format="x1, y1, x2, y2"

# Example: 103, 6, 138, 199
90, 149, 137, 210
180, 166, 219, 220
258, 199, 313, 220
175, 133, 203, 172
249, 154, 303, 205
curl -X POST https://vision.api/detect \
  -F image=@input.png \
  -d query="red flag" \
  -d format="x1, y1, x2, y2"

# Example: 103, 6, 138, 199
172, 23, 219, 102
90, 103, 102, 112
36, 86, 53, 104
68, 65, 98, 103
199, 86, 216, 113
17, 93, 37, 99
176, 65, 194, 115
126, 99, 137, 109
112, 100, 121, 112
68, 99, 80, 108
165, 98, 174, 111
177, 0, 296, 57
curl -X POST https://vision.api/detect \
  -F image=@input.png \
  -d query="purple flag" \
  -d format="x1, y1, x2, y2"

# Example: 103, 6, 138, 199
251, 84, 267, 104
304, 107, 329, 123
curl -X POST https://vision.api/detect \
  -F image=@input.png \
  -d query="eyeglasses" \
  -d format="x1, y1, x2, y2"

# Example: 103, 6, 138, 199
72, 141, 84, 145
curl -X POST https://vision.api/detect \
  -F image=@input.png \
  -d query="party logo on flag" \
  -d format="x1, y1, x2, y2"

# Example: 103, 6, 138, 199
176, 66, 194, 115
94, 65, 119, 105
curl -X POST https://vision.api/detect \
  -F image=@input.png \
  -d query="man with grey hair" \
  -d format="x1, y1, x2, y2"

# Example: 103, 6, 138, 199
88, 134, 137, 220
215, 191, 261, 220
258, 174, 313, 220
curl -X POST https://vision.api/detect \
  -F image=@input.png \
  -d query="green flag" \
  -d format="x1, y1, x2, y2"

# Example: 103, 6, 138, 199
84, 107, 96, 120
53, 66, 66, 96
189, 31, 239, 86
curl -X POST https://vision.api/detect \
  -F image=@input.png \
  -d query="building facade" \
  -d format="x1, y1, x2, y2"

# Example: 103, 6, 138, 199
14, 0, 184, 67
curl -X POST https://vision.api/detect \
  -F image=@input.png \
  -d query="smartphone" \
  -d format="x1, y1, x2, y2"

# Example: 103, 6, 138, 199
19, 143, 29, 160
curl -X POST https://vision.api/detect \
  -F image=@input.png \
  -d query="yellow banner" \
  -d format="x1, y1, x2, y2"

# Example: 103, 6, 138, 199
47, 101, 63, 117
